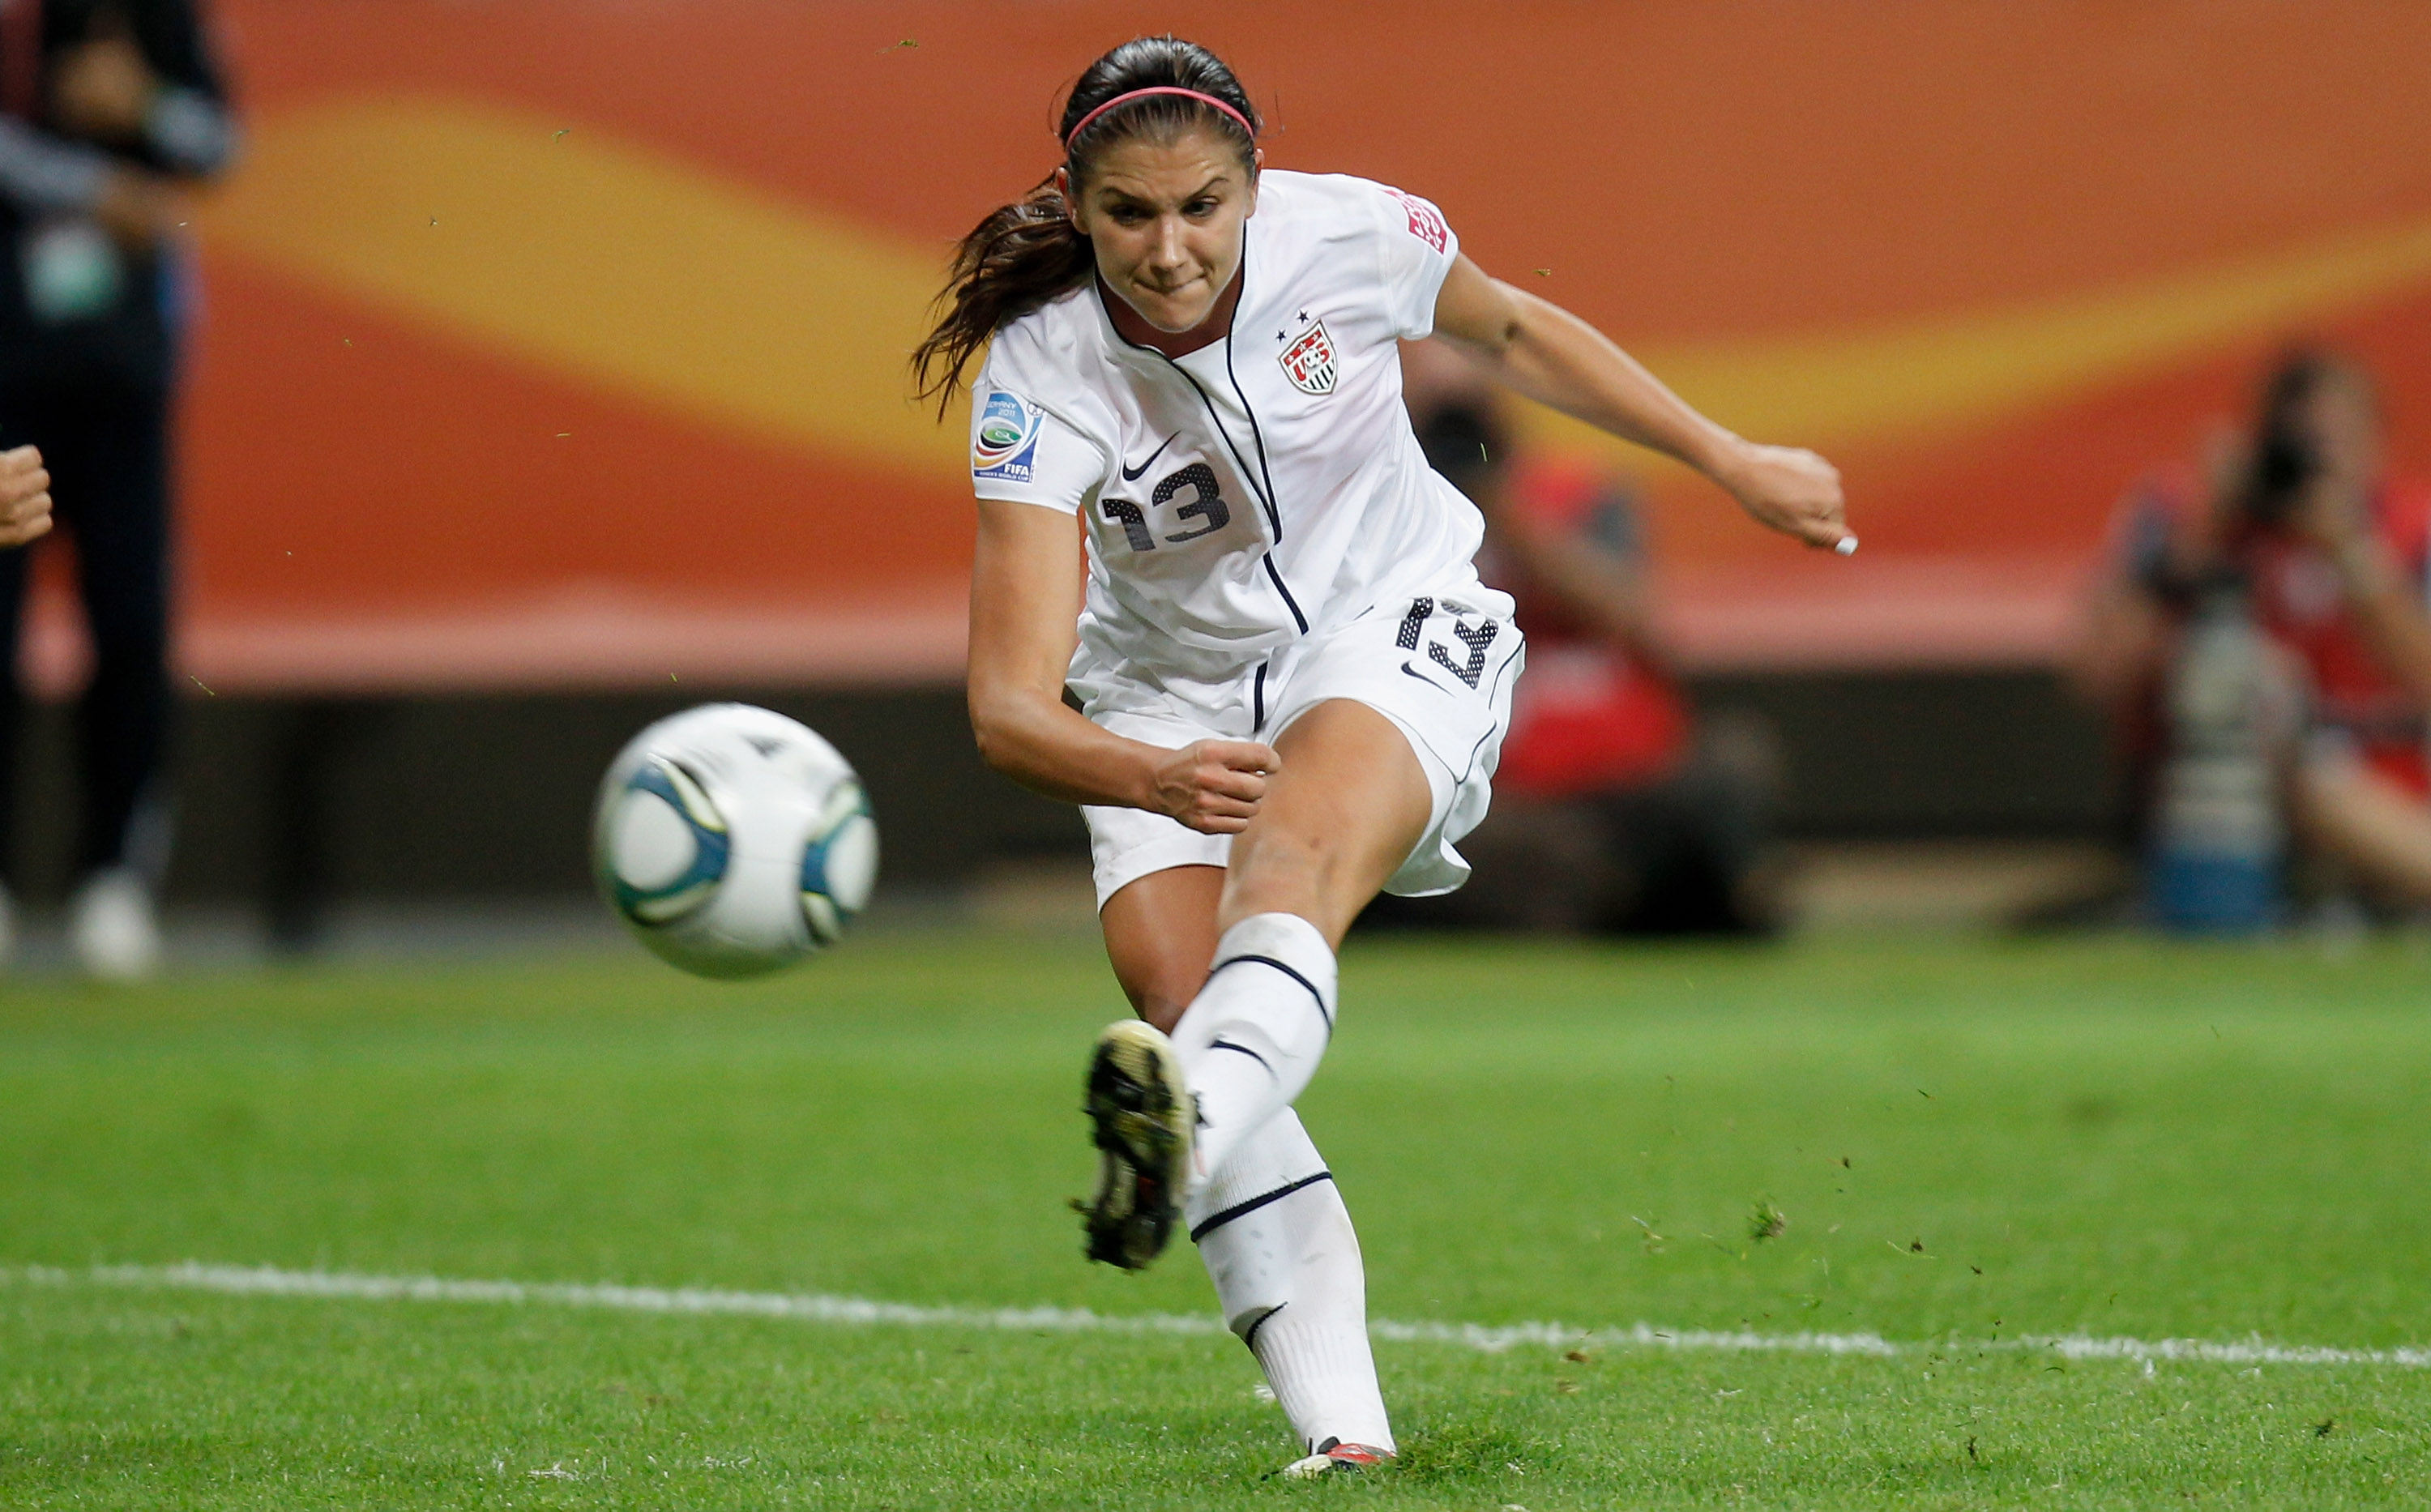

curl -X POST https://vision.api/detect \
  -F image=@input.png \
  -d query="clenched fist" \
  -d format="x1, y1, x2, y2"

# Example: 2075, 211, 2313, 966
1717, 438, 1852, 552
1151, 738, 1280, 835
0, 446, 53, 549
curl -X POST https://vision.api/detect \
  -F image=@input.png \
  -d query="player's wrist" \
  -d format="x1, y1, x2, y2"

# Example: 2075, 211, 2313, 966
1693, 429, 1757, 493
1121, 739, 1180, 817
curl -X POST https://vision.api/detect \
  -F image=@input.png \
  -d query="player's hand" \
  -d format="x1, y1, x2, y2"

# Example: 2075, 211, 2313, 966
1150, 739, 1280, 835
1718, 439, 1852, 552
0, 446, 54, 549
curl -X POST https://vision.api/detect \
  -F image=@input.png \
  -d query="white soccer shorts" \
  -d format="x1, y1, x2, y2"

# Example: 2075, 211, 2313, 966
1080, 586, 1525, 908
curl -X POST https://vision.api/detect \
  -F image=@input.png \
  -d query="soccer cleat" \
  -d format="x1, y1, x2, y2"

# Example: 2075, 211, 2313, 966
1279, 1437, 1395, 1479
1079, 1019, 1194, 1270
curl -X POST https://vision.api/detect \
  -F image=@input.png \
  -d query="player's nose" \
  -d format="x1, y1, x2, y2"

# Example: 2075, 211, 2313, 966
1144, 216, 1190, 271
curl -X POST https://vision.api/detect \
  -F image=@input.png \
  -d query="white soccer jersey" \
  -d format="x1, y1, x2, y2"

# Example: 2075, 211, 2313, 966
968, 170, 1485, 719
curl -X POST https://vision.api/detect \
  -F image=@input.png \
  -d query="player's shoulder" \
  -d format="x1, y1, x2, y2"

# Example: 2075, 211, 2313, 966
988, 283, 1098, 370
982, 284, 1115, 420
1261, 169, 1437, 230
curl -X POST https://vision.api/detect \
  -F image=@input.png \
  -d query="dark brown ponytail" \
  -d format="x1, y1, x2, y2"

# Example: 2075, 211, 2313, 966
910, 36, 1260, 416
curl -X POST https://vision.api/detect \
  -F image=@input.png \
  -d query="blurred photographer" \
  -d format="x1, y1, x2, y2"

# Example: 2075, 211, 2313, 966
2070, 351, 2431, 924
0, 0, 234, 975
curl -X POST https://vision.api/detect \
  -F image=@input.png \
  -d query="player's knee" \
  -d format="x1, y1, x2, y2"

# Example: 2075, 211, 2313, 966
1223, 827, 1338, 915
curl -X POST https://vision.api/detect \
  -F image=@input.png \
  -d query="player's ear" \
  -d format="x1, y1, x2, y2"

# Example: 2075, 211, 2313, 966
1056, 165, 1086, 233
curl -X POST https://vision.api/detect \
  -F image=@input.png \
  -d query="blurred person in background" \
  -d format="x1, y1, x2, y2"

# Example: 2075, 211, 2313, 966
2069, 350, 2431, 928
0, 0, 234, 976
1375, 341, 1784, 934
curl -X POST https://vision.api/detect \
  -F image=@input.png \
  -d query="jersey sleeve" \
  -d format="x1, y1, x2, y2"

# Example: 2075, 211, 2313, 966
1358, 180, 1461, 340
966, 378, 1104, 513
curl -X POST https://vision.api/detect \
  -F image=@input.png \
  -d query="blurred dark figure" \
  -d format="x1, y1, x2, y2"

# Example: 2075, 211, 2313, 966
1370, 342, 1784, 935
0, 0, 234, 975
2068, 350, 2431, 928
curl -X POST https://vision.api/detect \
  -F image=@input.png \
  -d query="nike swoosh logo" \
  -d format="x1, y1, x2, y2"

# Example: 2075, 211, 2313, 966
1120, 434, 1177, 482
1399, 660, 1455, 694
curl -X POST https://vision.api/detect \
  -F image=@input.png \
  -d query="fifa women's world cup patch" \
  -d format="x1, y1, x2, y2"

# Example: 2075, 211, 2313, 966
1279, 321, 1339, 395
973, 389, 1045, 482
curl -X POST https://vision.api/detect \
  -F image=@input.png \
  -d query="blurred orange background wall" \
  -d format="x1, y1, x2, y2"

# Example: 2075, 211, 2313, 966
36, 0, 2431, 692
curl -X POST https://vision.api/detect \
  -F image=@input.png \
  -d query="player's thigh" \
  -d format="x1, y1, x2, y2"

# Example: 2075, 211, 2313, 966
1222, 698, 1433, 943
1100, 863, 1225, 1031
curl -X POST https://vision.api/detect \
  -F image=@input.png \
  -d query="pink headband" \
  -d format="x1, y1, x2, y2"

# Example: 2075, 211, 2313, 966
1063, 87, 1256, 152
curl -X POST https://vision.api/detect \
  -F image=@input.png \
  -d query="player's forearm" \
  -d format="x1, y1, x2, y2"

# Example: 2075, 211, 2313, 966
968, 685, 1160, 810
1463, 285, 1745, 483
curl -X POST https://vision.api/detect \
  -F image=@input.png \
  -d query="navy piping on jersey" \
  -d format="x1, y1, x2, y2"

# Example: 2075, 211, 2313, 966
1260, 556, 1309, 633
1093, 235, 1308, 635
1220, 305, 1288, 553
1160, 356, 1308, 632
1205, 952, 1333, 1035
1251, 660, 1269, 733
1190, 1171, 1336, 1244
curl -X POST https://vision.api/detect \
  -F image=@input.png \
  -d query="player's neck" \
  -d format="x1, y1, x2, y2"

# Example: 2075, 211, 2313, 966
1100, 267, 1244, 361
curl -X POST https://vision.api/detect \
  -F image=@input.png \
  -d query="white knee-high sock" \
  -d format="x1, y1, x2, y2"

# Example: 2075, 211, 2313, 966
1188, 1108, 1393, 1454
1169, 912, 1336, 1186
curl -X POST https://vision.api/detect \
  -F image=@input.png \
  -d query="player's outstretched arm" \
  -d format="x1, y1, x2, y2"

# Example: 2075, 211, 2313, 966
1430, 257, 1850, 551
0, 446, 53, 549
968, 498, 1278, 831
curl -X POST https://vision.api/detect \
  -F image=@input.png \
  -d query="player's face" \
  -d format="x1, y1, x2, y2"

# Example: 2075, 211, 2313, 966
1067, 131, 1258, 335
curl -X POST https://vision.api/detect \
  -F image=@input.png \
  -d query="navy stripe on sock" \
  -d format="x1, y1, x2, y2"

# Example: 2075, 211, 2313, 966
1189, 1170, 1335, 1244
1206, 953, 1333, 1034
1207, 1036, 1273, 1076
1240, 1301, 1287, 1351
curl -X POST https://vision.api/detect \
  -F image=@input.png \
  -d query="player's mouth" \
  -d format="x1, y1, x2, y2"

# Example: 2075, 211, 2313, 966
1129, 273, 1215, 327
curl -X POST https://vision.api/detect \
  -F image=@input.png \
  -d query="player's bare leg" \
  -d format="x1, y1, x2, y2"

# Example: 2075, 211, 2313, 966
1101, 863, 1223, 1033
1219, 698, 1432, 944
1090, 698, 1427, 1466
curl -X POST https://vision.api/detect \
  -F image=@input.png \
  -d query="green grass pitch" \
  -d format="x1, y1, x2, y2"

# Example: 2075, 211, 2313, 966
4, 931, 2431, 1507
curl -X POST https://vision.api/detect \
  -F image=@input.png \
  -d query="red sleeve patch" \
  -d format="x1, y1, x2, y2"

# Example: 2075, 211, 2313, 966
1382, 187, 1449, 254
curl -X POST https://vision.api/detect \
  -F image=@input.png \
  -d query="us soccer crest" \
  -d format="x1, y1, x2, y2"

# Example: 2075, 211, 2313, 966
1279, 321, 1338, 396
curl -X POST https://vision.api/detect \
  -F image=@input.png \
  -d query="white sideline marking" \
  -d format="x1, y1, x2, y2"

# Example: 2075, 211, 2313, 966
6, 1262, 2426, 1370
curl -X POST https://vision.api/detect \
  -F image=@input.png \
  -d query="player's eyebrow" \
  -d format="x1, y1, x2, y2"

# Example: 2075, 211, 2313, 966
1094, 173, 1235, 210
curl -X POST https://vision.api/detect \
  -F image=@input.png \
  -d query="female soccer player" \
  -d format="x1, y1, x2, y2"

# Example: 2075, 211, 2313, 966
916, 36, 1848, 1476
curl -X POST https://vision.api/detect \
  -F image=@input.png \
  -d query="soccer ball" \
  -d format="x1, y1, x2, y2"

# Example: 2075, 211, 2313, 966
592, 703, 878, 979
